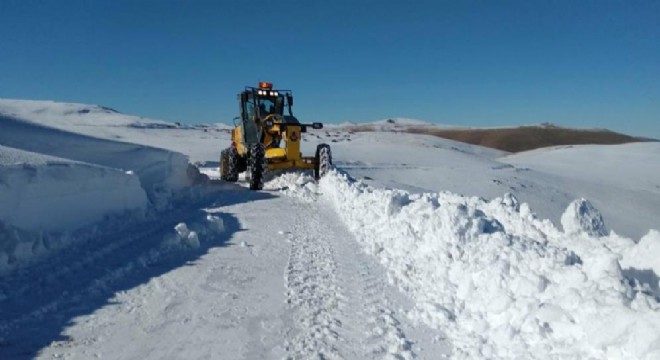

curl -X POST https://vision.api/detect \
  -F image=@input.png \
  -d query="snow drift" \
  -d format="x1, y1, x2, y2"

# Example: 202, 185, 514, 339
0, 145, 148, 272
0, 114, 193, 202
0, 145, 147, 231
275, 171, 660, 359
0, 101, 204, 274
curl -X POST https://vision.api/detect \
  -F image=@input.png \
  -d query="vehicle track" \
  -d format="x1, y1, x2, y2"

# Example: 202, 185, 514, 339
284, 197, 414, 359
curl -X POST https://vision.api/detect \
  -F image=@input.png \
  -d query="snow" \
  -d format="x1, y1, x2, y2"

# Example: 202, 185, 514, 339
502, 143, 660, 238
0, 99, 230, 163
309, 170, 660, 359
364, 118, 436, 128
0, 99, 175, 129
0, 101, 205, 275
0, 145, 148, 272
0, 112, 195, 201
318, 130, 658, 240
502, 143, 660, 193
622, 230, 660, 274
1, 98, 659, 359
337, 117, 458, 131
561, 198, 609, 237
0, 145, 147, 231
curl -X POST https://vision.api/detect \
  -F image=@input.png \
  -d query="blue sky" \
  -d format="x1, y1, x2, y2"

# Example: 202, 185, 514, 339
1, 0, 658, 138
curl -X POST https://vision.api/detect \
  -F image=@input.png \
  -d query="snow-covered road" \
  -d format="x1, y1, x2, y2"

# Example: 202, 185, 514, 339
282, 196, 448, 359
5, 181, 448, 359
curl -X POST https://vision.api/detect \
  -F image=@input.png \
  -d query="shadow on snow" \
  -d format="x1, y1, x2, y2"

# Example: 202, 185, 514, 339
0, 182, 276, 359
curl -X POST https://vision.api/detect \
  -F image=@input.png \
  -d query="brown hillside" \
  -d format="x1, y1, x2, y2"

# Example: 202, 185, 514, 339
349, 125, 651, 153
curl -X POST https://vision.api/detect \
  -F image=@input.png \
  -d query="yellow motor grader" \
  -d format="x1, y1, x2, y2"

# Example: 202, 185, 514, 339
220, 82, 332, 190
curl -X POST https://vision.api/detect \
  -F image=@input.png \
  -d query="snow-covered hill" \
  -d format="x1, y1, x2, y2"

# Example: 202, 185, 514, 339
1, 99, 659, 359
0, 99, 232, 162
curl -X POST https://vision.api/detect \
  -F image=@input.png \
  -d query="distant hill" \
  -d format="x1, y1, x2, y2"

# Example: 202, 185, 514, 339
345, 121, 655, 152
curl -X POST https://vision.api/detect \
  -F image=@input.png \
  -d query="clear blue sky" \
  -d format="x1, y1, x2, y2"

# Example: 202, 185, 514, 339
1, 0, 658, 138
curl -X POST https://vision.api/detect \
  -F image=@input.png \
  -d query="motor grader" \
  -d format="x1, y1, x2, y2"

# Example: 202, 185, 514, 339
220, 82, 332, 190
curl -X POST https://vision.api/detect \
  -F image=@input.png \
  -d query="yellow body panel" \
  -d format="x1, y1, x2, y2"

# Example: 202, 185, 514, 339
267, 158, 316, 171
231, 117, 317, 171
283, 125, 302, 161
232, 126, 248, 155
265, 148, 286, 158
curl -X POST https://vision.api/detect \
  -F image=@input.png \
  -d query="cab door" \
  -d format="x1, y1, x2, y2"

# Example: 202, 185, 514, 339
240, 92, 260, 145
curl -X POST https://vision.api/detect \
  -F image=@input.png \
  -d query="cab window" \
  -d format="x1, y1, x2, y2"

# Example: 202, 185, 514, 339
258, 96, 284, 116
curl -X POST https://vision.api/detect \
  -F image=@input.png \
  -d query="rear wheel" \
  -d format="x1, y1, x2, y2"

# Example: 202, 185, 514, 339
220, 149, 229, 180
247, 143, 266, 190
220, 147, 239, 182
314, 144, 332, 180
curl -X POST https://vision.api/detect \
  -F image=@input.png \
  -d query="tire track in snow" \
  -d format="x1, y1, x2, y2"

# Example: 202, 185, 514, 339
334, 235, 414, 360
284, 205, 343, 359
283, 196, 414, 359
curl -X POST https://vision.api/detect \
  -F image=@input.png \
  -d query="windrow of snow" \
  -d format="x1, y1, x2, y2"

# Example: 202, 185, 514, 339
0, 102, 205, 274
0, 113, 196, 205
0, 146, 147, 231
304, 171, 660, 359
0, 145, 148, 273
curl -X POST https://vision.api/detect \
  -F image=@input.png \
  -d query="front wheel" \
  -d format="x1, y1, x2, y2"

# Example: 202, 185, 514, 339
314, 144, 332, 180
247, 143, 266, 190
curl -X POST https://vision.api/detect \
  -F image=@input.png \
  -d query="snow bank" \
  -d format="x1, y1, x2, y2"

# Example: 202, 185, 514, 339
0, 102, 203, 274
312, 171, 660, 359
0, 145, 148, 272
0, 112, 200, 208
0, 146, 147, 231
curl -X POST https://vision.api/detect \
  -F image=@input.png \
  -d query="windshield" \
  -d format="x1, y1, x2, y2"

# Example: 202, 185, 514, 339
257, 96, 284, 117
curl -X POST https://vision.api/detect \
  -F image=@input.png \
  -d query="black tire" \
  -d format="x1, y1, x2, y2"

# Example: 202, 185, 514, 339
225, 147, 239, 182
314, 144, 332, 180
219, 149, 229, 181
220, 147, 239, 182
247, 143, 266, 190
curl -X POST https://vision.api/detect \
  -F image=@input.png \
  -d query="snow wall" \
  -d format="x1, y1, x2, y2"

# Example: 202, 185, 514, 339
0, 147, 147, 231
0, 115, 192, 201
0, 115, 200, 274
301, 171, 660, 359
